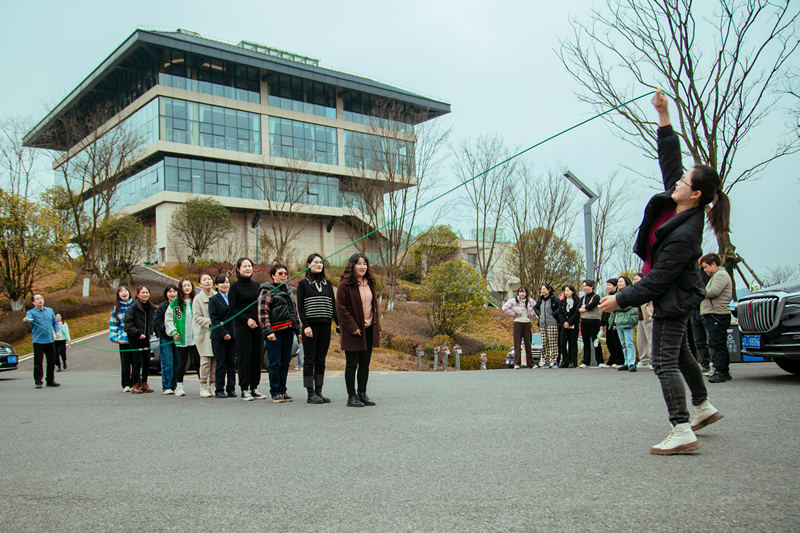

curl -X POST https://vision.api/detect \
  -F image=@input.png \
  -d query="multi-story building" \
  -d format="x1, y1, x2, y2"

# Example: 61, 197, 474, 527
24, 29, 450, 266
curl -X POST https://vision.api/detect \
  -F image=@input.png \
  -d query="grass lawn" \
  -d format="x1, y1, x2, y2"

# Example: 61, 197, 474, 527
13, 310, 110, 357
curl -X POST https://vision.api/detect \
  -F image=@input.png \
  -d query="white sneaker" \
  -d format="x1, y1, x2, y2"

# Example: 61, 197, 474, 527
123, 386, 131, 392
598, 364, 610, 368
163, 389, 174, 395
579, 364, 587, 368
650, 423, 700, 455
514, 365, 520, 369
175, 384, 186, 397
251, 389, 267, 400
539, 363, 546, 368
611, 364, 621, 368
199, 385, 213, 398
241, 390, 254, 401
637, 363, 652, 369
691, 400, 723, 431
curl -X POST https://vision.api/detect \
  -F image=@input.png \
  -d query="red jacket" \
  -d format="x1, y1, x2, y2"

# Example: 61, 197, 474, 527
336, 278, 381, 352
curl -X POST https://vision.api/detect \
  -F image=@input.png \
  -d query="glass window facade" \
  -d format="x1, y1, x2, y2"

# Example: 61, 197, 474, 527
342, 93, 414, 133
111, 161, 164, 213
124, 98, 160, 147
160, 97, 261, 154
344, 131, 414, 174
268, 117, 337, 165
160, 49, 261, 100
159, 73, 260, 104
267, 74, 336, 119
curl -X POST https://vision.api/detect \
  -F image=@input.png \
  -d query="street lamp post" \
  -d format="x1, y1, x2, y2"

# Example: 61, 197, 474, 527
563, 171, 599, 280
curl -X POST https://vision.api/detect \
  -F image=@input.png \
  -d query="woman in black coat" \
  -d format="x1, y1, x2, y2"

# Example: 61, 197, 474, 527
600, 90, 730, 455
557, 284, 581, 368
124, 285, 156, 394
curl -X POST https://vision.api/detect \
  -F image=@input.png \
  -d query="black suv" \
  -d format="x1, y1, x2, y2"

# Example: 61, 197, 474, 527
736, 280, 800, 375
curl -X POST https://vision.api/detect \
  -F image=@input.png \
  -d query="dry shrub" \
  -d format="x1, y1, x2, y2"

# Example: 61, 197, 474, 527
59, 296, 80, 305
390, 336, 414, 354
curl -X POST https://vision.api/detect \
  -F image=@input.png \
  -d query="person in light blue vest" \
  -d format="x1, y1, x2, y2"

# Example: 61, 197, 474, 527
23, 293, 60, 389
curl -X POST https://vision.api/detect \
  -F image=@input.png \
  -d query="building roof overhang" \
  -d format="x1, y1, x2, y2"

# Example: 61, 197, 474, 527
24, 29, 451, 149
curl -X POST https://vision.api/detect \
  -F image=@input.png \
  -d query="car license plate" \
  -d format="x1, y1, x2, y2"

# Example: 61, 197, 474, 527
742, 335, 761, 349
6, 356, 16, 364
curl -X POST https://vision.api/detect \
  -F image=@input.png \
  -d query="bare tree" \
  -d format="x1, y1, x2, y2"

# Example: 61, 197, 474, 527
452, 133, 518, 280
246, 155, 320, 265
506, 165, 578, 289
558, 0, 800, 265
41, 103, 145, 286
0, 115, 39, 197
342, 100, 451, 300
98, 214, 154, 286
589, 170, 630, 283
764, 264, 800, 287
610, 226, 642, 276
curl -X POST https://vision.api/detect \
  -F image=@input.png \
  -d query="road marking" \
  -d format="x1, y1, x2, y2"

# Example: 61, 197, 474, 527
17, 329, 111, 363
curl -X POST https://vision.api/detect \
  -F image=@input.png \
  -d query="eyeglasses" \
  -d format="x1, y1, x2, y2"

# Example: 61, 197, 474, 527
275, 271, 288, 277
678, 176, 697, 190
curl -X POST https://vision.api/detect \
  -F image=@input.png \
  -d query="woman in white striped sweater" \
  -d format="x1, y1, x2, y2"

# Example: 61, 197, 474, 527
296, 253, 339, 404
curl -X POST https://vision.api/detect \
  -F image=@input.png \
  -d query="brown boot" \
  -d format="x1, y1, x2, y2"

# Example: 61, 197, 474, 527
131, 383, 143, 394
141, 381, 154, 393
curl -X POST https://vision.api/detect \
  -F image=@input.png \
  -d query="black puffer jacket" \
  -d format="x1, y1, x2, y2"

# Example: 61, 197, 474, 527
124, 299, 156, 340
533, 293, 561, 324
616, 125, 706, 319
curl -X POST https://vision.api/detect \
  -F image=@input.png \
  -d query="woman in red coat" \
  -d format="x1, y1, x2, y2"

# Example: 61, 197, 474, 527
336, 253, 381, 407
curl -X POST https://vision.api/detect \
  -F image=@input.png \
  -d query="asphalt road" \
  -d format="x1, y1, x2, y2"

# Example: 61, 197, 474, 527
2, 333, 799, 532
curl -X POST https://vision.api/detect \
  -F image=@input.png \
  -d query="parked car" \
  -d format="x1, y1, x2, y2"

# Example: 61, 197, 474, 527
736, 280, 800, 375
0, 342, 19, 372
149, 334, 199, 375
505, 333, 543, 368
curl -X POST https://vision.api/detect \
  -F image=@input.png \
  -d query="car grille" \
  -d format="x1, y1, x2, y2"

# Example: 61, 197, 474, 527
736, 297, 780, 333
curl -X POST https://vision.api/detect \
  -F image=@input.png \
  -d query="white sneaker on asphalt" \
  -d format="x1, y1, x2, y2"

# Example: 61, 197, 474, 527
549, 363, 556, 369
579, 364, 587, 368
123, 386, 131, 392
175, 384, 185, 397
251, 389, 267, 399
637, 363, 652, 369
163, 389, 174, 395
514, 365, 520, 369
691, 400, 723, 431
241, 390, 254, 401
611, 364, 621, 368
199, 385, 213, 398
650, 423, 700, 455
598, 364, 610, 368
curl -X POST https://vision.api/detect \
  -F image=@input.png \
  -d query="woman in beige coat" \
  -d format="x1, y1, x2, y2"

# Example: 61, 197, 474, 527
193, 273, 216, 398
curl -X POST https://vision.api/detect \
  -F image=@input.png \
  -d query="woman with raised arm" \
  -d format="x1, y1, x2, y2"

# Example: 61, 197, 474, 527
599, 89, 728, 455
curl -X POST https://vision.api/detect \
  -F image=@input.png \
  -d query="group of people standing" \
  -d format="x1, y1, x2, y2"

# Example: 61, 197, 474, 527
106, 252, 382, 407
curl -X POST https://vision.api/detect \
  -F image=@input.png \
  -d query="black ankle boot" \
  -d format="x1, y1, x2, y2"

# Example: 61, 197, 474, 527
347, 394, 365, 407
358, 392, 376, 406
307, 388, 324, 404
315, 387, 331, 403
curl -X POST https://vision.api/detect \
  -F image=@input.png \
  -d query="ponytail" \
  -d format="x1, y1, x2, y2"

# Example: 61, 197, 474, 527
707, 189, 731, 238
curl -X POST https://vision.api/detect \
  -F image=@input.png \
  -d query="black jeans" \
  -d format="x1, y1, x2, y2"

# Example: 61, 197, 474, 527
235, 324, 263, 391
605, 325, 623, 365
651, 313, 708, 426
345, 325, 373, 396
175, 345, 199, 383
54, 340, 67, 368
703, 313, 731, 374
33, 342, 56, 385
691, 309, 710, 367
130, 337, 150, 384
580, 320, 602, 366
559, 326, 579, 366
302, 323, 332, 388
119, 343, 132, 389
212, 338, 236, 394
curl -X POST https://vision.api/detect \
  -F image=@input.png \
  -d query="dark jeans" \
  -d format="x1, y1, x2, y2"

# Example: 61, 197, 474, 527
212, 338, 237, 394
234, 324, 262, 391
580, 320, 602, 366
703, 313, 731, 374
175, 345, 199, 383
605, 324, 623, 365
54, 340, 67, 368
129, 337, 151, 384
119, 343, 132, 389
512, 321, 533, 367
651, 313, 708, 426
559, 326, 579, 366
691, 309, 710, 367
302, 323, 332, 389
33, 342, 56, 385
345, 325, 373, 396
267, 329, 295, 395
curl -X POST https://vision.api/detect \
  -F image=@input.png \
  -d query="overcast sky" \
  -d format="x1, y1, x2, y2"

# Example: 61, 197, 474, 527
2, 0, 798, 283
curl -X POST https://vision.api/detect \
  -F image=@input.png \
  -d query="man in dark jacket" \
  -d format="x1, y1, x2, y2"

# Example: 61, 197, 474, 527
209, 275, 236, 398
